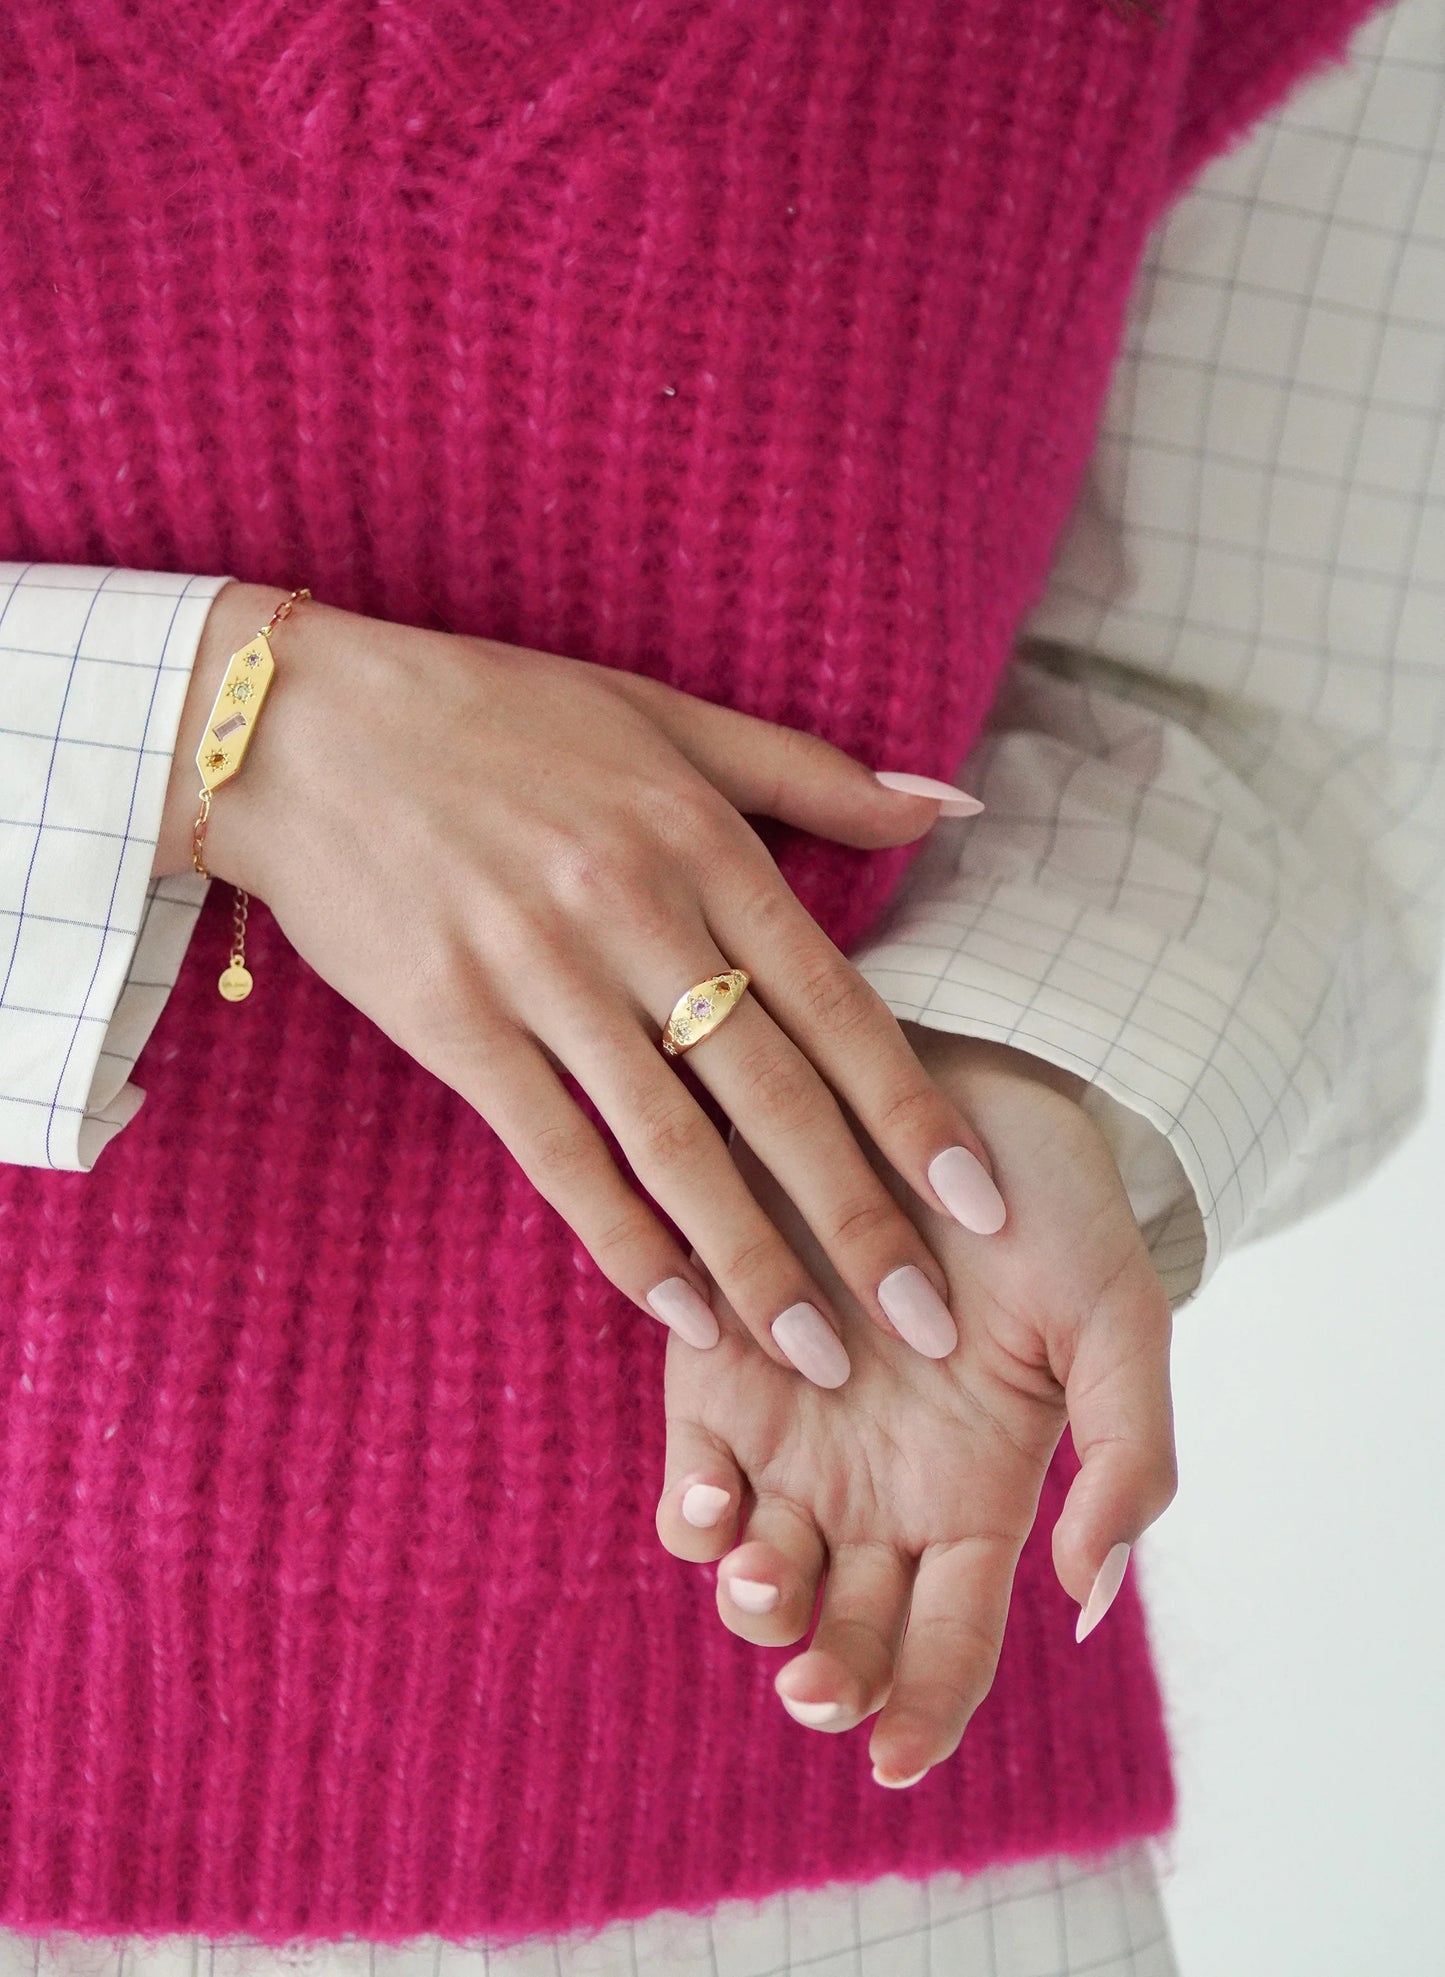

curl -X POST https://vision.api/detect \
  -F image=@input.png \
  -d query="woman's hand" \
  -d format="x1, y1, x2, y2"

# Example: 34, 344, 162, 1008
155, 581, 1007, 1384
656, 1027, 1178, 1785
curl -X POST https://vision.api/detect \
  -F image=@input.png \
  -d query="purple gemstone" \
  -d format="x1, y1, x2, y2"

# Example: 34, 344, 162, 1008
689, 997, 713, 1020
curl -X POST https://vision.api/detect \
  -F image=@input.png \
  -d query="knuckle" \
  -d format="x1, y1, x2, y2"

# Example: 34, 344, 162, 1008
914, 1609, 1001, 1684
635, 777, 732, 854
827, 1190, 899, 1253
526, 1118, 597, 1187
736, 1041, 818, 1125
874, 1078, 948, 1143
763, 722, 831, 809
796, 959, 878, 1037
546, 830, 674, 934
819, 1611, 894, 1673
586, 1205, 648, 1270
730, 870, 791, 935
634, 1095, 712, 1172
1149, 1444, 1181, 1512
404, 936, 487, 1053
720, 1229, 783, 1295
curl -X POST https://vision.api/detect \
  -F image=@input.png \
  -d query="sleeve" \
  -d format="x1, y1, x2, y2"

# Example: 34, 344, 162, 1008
849, 0, 1445, 1308
0, 563, 235, 1171
1159, 0, 1400, 212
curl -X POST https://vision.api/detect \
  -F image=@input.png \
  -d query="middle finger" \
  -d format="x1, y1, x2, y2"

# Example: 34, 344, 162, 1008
640, 981, 964, 1362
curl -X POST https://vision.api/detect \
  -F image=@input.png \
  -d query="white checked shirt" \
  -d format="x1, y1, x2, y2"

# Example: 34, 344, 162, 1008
1, 2, 1442, 1972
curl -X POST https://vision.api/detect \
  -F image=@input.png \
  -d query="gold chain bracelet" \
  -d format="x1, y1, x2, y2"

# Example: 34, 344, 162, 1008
190, 586, 312, 1001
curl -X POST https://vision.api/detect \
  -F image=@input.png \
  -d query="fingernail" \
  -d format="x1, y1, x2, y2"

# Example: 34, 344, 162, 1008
728, 1577, 780, 1614
1076, 1541, 1132, 1643
681, 1483, 731, 1529
780, 1695, 845, 1728
876, 1264, 958, 1358
927, 1146, 1007, 1236
871, 1762, 931, 1789
873, 771, 985, 818
771, 1302, 851, 1388
646, 1277, 721, 1349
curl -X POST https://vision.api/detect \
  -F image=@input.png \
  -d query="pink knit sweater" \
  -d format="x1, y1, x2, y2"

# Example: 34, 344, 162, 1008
0, 0, 1386, 1945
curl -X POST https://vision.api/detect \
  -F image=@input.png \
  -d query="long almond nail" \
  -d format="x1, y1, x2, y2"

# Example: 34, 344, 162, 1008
646, 1277, 721, 1349
873, 771, 985, 818
729, 1578, 780, 1614
681, 1483, 730, 1530
927, 1146, 1007, 1235
1076, 1542, 1132, 1643
771, 1302, 851, 1388
876, 1264, 958, 1358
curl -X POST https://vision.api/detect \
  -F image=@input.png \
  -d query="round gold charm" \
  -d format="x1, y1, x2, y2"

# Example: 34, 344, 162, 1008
219, 963, 253, 1001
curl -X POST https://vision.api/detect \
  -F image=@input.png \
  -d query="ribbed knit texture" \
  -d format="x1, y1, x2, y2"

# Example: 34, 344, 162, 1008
0, 0, 1388, 1946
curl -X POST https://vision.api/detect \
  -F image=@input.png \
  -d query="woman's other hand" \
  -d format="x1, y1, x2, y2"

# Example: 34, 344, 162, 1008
155, 581, 1005, 1385
656, 1027, 1177, 1784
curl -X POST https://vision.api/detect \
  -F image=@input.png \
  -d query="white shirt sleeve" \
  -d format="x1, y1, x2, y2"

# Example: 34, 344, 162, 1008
0, 564, 234, 1170
851, 0, 1445, 1307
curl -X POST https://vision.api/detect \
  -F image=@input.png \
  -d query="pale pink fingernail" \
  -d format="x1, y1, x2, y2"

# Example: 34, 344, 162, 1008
728, 1577, 780, 1614
1076, 1541, 1132, 1643
873, 771, 985, 818
927, 1146, 1007, 1236
780, 1695, 844, 1727
876, 1264, 958, 1358
770, 1302, 851, 1388
646, 1276, 721, 1349
872, 1762, 931, 1789
681, 1483, 731, 1529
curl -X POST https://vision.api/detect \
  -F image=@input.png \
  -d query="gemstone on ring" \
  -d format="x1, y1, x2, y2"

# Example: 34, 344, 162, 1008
690, 997, 713, 1019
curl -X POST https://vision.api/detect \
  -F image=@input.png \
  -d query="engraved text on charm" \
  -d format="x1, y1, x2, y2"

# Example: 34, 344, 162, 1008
218, 963, 253, 1001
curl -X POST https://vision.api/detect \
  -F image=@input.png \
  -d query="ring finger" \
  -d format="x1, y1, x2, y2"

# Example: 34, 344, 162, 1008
649, 979, 964, 1363
534, 968, 859, 1385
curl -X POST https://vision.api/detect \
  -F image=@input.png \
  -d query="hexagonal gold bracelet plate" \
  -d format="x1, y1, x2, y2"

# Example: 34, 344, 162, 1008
195, 633, 276, 793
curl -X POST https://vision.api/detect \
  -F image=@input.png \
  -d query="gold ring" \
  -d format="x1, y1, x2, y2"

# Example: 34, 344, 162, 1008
660, 968, 750, 1057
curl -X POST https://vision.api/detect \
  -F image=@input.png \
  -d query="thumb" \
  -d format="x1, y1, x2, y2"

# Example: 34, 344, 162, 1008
1050, 1258, 1178, 1643
602, 668, 983, 849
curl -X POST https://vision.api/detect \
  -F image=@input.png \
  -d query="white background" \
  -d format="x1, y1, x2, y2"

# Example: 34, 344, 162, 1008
1148, 1019, 1445, 1973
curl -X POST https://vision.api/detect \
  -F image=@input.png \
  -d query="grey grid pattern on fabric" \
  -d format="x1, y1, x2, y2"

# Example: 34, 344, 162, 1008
0, 1841, 1177, 1977
0, 566, 229, 1167
851, 0, 1445, 1307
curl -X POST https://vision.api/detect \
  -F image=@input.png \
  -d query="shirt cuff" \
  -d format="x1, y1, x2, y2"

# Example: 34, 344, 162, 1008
0, 565, 234, 1170
856, 904, 1214, 1310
